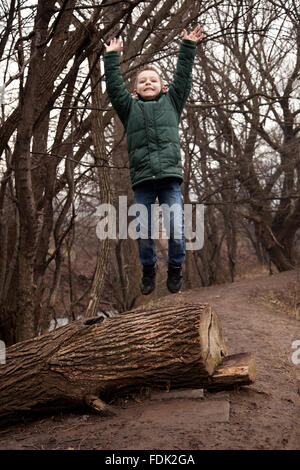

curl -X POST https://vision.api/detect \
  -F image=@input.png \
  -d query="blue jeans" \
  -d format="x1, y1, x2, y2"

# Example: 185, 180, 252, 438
133, 178, 185, 267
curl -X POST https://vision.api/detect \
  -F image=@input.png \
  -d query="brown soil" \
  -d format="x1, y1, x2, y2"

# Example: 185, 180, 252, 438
0, 268, 299, 450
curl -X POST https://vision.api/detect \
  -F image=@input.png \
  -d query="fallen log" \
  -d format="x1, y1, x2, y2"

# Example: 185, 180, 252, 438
0, 303, 255, 423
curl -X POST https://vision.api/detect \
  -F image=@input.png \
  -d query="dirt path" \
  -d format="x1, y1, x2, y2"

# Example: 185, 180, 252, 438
0, 269, 299, 450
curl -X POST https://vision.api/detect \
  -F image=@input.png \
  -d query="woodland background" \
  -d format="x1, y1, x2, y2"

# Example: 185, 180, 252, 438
0, 0, 299, 345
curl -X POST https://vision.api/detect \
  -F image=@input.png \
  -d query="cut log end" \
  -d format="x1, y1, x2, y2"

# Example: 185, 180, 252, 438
205, 352, 257, 391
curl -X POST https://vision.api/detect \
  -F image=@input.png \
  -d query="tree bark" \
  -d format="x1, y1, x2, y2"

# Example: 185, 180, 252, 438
0, 303, 231, 423
85, 52, 112, 319
13, 0, 57, 342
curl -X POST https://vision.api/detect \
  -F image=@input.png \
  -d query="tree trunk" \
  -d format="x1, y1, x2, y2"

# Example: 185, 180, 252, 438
85, 52, 111, 319
13, 1, 57, 342
0, 303, 231, 423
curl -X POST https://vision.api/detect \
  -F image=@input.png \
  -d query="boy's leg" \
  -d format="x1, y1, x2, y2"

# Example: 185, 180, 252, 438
158, 179, 185, 265
133, 183, 158, 294
158, 179, 185, 293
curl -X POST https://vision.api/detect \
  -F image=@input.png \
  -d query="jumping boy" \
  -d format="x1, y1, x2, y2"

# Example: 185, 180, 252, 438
104, 26, 203, 295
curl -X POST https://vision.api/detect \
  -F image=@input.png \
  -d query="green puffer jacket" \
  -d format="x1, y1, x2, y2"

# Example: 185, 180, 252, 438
104, 39, 196, 188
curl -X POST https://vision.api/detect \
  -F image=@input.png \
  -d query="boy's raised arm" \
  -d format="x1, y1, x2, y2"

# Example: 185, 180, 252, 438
168, 26, 204, 116
104, 37, 132, 127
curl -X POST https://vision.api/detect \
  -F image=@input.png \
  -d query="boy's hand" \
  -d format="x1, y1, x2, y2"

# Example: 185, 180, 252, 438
105, 37, 123, 53
183, 26, 204, 43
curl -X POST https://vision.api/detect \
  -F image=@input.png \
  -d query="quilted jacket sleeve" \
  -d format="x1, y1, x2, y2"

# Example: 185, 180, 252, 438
104, 51, 132, 128
168, 39, 197, 117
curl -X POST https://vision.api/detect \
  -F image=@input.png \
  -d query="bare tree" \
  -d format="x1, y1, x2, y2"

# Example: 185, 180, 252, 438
186, 0, 300, 273
0, 0, 143, 342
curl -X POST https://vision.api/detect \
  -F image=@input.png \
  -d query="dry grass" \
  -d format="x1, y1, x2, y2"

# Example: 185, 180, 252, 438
236, 264, 271, 281
251, 280, 300, 321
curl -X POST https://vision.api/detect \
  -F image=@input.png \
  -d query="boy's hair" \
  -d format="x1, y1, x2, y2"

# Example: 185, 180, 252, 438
134, 65, 163, 89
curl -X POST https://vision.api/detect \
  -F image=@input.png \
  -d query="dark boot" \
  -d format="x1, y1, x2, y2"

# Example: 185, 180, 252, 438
167, 263, 182, 293
140, 264, 157, 295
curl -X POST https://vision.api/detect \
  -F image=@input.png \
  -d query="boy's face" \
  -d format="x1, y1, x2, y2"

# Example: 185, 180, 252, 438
135, 70, 162, 100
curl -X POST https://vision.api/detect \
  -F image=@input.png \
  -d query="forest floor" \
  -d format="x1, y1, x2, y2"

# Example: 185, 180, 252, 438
0, 268, 299, 451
